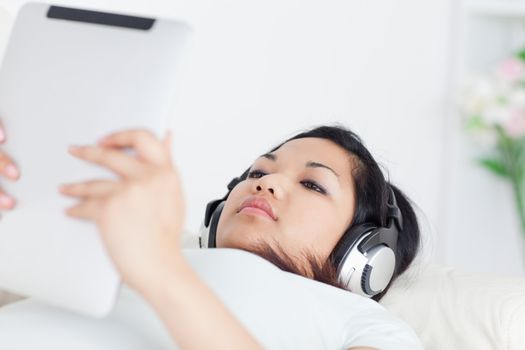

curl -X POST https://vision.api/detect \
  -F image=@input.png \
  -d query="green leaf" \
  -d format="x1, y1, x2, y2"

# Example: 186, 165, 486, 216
465, 115, 485, 131
517, 49, 525, 62
478, 158, 510, 178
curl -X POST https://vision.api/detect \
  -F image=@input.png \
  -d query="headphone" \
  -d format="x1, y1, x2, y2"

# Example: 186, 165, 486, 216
199, 169, 403, 298
329, 187, 403, 297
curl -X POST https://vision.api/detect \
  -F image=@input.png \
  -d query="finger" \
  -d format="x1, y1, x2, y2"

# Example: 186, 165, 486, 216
0, 190, 15, 210
65, 198, 101, 220
0, 152, 19, 180
0, 119, 6, 144
68, 145, 146, 179
59, 179, 120, 198
98, 129, 169, 166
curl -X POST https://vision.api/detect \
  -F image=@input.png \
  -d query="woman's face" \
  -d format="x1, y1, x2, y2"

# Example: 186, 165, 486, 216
216, 137, 356, 267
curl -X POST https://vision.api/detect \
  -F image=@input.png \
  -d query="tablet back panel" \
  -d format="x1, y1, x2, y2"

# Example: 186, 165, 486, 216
0, 3, 190, 317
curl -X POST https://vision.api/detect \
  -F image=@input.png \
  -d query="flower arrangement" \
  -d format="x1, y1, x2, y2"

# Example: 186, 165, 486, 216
461, 51, 525, 238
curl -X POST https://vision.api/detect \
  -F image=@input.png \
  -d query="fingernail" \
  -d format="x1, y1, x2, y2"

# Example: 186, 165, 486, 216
0, 128, 5, 142
5, 164, 18, 179
0, 194, 13, 207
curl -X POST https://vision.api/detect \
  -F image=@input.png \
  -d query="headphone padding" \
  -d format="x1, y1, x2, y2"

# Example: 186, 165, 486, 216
331, 223, 376, 268
207, 201, 225, 248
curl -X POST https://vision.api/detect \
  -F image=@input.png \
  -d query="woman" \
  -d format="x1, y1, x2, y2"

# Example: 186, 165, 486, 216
0, 123, 422, 349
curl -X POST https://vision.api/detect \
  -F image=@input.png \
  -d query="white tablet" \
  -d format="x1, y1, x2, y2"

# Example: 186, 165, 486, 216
0, 2, 190, 317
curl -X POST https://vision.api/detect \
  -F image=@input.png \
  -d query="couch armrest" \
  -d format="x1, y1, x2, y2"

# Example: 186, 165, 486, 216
380, 264, 525, 350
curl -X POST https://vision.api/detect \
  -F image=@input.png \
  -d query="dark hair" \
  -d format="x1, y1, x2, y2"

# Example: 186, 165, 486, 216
241, 124, 420, 301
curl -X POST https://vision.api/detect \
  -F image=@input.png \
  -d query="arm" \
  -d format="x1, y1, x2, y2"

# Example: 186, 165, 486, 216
60, 129, 262, 349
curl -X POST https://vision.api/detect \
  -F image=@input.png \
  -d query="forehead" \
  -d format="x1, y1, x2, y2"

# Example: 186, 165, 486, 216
272, 137, 353, 173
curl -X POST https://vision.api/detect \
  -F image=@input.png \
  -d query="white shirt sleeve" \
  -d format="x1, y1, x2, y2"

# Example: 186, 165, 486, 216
340, 301, 424, 349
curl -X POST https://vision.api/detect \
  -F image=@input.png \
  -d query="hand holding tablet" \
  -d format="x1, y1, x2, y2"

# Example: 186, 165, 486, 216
59, 129, 186, 294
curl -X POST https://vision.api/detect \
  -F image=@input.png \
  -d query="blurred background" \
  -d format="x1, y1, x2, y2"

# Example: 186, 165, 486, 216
1, 0, 524, 276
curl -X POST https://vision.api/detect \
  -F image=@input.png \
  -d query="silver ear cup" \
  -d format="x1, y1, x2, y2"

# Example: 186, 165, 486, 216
337, 233, 396, 297
334, 187, 402, 297
354, 246, 395, 296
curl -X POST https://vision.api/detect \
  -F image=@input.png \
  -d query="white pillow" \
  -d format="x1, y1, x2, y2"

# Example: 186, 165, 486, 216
0, 248, 423, 349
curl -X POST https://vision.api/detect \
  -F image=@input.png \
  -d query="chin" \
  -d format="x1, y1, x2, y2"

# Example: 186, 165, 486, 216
217, 213, 277, 247
216, 226, 265, 250
217, 232, 252, 249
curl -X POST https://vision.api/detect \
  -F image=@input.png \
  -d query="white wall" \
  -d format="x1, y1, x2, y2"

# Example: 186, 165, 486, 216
4, 0, 502, 273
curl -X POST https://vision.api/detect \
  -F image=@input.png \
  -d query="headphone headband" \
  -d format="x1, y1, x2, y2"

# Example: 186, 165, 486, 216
386, 186, 403, 232
358, 187, 402, 254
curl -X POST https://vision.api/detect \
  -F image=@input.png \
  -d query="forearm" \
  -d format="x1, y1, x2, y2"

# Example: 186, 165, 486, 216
137, 252, 263, 350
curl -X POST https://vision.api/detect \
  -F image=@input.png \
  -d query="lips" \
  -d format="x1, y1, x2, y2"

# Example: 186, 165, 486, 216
237, 196, 277, 221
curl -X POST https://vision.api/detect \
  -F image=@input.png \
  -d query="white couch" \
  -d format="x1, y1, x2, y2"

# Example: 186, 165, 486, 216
380, 263, 525, 349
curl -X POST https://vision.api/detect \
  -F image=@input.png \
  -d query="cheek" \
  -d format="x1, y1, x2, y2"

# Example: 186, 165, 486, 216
282, 202, 343, 255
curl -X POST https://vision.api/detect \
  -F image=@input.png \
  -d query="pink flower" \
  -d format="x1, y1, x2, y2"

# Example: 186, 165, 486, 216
495, 58, 525, 83
504, 109, 525, 138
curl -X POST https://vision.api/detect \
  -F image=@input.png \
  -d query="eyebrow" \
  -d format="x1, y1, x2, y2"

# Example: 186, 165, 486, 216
259, 153, 340, 178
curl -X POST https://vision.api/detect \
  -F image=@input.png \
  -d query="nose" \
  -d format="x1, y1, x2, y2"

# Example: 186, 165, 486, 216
252, 174, 287, 200
256, 185, 273, 194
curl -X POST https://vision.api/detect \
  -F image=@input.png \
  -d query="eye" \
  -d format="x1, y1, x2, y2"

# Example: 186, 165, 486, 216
247, 169, 267, 179
301, 180, 327, 195
248, 169, 327, 195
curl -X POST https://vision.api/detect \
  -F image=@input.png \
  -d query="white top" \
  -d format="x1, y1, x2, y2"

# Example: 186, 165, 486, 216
187, 248, 423, 350
0, 248, 423, 350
